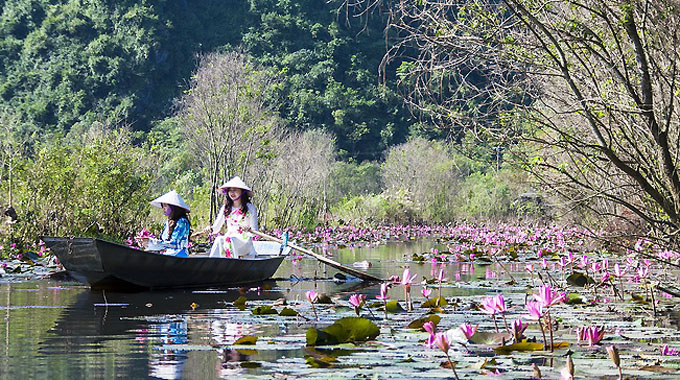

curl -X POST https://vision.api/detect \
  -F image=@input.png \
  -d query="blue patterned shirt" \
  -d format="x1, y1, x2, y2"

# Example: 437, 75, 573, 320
147, 218, 190, 257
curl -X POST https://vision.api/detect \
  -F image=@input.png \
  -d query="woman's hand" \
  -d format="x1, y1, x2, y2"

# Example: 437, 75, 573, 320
135, 237, 149, 249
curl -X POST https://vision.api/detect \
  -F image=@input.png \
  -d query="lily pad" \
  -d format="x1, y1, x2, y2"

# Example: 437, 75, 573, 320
251, 306, 278, 315
279, 307, 299, 317
384, 300, 406, 313
233, 335, 258, 345
407, 314, 441, 330
494, 340, 544, 354
234, 296, 247, 310
305, 355, 338, 368
421, 297, 448, 308
566, 272, 594, 287
306, 317, 380, 346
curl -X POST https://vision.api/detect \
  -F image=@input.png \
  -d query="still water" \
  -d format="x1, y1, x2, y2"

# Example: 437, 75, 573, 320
1, 240, 498, 380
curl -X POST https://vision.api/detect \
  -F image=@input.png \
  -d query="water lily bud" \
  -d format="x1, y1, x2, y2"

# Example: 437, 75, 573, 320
566, 354, 574, 376
606, 345, 620, 367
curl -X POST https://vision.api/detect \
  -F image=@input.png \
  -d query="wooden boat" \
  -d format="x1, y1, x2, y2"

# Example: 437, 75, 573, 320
42, 237, 289, 290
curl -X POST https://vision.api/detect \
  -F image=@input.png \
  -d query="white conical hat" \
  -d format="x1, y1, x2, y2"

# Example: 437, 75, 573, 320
218, 176, 253, 194
150, 190, 190, 211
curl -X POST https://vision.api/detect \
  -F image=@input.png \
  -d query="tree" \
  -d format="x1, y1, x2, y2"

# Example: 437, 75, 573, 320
356, 0, 680, 240
177, 51, 282, 220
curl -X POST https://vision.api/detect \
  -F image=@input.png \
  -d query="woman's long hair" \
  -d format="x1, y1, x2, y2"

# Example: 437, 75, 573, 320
223, 189, 251, 217
167, 205, 191, 239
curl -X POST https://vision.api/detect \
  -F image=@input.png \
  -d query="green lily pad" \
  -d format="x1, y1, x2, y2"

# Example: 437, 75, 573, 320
305, 355, 338, 368
251, 306, 278, 315
279, 307, 299, 317
407, 314, 441, 330
384, 300, 406, 313
566, 272, 594, 287
233, 335, 258, 345
494, 340, 544, 354
421, 297, 448, 308
240, 361, 262, 368
566, 292, 583, 304
234, 296, 247, 310
306, 317, 380, 346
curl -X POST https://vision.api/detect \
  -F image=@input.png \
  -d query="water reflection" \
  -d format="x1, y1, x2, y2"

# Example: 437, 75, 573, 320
43, 284, 284, 380
148, 321, 188, 380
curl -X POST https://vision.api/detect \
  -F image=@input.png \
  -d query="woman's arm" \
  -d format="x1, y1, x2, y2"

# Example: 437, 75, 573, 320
148, 219, 190, 250
247, 203, 259, 231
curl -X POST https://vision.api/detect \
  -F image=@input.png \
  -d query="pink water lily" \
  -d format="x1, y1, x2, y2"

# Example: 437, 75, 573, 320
376, 283, 390, 301
434, 332, 450, 353
534, 285, 566, 307
421, 287, 432, 298
526, 301, 543, 320
401, 268, 417, 288
459, 323, 478, 340
577, 326, 606, 346
348, 294, 365, 308
661, 344, 679, 356
306, 290, 319, 303
511, 319, 527, 340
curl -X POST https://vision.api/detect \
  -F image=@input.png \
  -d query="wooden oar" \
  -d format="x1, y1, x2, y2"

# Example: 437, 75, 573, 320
251, 230, 383, 282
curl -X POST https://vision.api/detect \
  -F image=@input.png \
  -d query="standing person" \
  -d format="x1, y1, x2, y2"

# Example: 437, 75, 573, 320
137, 190, 192, 258
197, 177, 258, 258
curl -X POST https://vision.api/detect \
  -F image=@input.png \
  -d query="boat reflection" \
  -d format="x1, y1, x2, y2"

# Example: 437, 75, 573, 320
46, 282, 284, 380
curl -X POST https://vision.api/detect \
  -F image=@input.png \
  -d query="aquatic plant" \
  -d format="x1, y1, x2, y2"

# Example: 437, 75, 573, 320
481, 294, 508, 333
433, 332, 459, 380
459, 323, 478, 340
606, 345, 622, 380
376, 283, 390, 319
401, 268, 417, 311
661, 344, 679, 356
348, 294, 366, 317
577, 326, 605, 347
306, 290, 319, 320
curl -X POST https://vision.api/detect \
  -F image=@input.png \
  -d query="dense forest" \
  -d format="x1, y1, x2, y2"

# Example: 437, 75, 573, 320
0, 0, 421, 159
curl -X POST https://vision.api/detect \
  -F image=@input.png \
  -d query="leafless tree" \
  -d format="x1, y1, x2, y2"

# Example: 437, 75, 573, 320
263, 129, 336, 227
177, 51, 282, 220
346, 0, 680, 242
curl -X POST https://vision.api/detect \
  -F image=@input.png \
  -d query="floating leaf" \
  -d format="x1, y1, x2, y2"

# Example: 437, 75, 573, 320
279, 307, 299, 317
384, 300, 406, 313
494, 340, 544, 354
305, 355, 338, 368
234, 296, 247, 310
407, 314, 441, 330
566, 272, 593, 287
240, 361, 262, 368
306, 317, 380, 346
552, 341, 569, 349
251, 306, 277, 315
421, 297, 448, 308
639, 365, 678, 373
233, 335, 258, 345
566, 293, 583, 304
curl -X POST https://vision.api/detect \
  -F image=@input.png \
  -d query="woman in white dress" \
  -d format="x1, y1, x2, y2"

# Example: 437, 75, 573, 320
198, 177, 259, 258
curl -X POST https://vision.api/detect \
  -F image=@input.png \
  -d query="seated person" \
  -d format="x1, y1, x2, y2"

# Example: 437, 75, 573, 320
137, 190, 191, 258
197, 177, 258, 258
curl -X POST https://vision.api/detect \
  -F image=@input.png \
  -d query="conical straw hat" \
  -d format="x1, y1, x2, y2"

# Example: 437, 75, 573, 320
150, 190, 190, 211
217, 176, 253, 194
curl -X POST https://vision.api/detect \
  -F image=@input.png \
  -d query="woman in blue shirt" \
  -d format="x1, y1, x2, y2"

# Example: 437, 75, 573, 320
139, 190, 192, 258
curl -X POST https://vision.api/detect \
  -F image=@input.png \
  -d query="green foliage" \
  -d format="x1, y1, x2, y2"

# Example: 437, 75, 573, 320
0, 126, 153, 242
306, 317, 380, 346
0, 0, 413, 160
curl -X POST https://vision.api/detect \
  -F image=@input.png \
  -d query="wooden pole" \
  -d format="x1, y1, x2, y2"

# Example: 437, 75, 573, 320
251, 230, 382, 282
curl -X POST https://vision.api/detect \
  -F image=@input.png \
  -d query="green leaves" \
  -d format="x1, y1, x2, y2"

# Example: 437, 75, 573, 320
306, 317, 380, 346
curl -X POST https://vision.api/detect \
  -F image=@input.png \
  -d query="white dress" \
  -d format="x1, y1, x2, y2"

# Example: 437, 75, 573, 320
208, 203, 258, 258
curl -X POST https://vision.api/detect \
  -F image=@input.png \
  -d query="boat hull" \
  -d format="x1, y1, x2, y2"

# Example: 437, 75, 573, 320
43, 237, 286, 290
